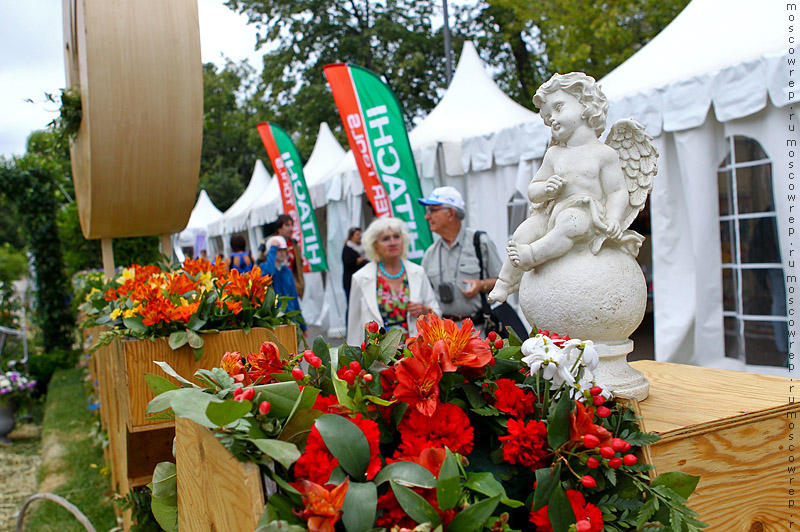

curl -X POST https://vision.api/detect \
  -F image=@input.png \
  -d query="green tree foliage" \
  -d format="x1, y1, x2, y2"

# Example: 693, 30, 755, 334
0, 158, 75, 352
225, 0, 452, 156
199, 61, 265, 211
483, 0, 690, 102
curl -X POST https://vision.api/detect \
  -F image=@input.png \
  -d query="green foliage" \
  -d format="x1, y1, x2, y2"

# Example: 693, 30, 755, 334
27, 347, 80, 394
0, 160, 75, 352
117, 487, 163, 532
225, 0, 451, 156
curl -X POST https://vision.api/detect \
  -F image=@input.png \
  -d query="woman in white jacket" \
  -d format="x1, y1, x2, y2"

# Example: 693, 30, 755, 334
346, 217, 440, 346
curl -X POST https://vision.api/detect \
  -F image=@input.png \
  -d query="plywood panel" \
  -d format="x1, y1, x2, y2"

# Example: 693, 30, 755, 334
62, 0, 202, 239
176, 417, 264, 532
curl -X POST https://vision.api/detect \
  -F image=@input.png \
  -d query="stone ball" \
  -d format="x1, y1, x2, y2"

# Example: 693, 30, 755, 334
518, 247, 647, 342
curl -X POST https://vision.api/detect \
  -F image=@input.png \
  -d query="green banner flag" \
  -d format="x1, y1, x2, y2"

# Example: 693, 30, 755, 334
257, 122, 328, 272
324, 63, 432, 262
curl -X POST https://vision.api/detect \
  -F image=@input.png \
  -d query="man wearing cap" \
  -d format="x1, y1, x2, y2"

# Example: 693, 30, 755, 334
259, 235, 307, 336
418, 186, 501, 328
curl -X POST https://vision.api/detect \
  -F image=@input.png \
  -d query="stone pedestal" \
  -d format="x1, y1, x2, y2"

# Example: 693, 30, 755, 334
593, 340, 649, 400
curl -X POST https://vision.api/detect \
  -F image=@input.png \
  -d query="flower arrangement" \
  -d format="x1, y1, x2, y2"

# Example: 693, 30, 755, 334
0, 370, 36, 406
147, 316, 706, 532
82, 257, 300, 359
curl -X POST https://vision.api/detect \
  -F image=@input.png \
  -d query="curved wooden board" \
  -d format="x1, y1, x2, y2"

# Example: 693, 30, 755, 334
63, 0, 202, 239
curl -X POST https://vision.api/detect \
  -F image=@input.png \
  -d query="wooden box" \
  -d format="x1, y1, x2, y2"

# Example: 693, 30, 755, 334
631, 360, 795, 532
175, 417, 264, 532
93, 325, 296, 526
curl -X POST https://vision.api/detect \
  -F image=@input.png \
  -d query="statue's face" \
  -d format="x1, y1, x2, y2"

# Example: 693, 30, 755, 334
540, 90, 583, 142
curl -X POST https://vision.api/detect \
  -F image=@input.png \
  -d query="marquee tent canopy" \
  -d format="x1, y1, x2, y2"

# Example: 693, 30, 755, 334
597, 0, 791, 374
176, 189, 223, 251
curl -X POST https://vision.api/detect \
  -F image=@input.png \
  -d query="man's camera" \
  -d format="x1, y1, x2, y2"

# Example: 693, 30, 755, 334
438, 282, 455, 304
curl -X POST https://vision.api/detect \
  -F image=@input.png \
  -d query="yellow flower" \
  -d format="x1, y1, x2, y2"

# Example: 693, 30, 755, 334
118, 267, 136, 285
123, 308, 138, 318
85, 287, 100, 301
197, 271, 213, 293
110, 308, 123, 320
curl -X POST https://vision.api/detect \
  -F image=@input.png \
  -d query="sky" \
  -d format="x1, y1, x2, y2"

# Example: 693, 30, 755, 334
0, 0, 266, 159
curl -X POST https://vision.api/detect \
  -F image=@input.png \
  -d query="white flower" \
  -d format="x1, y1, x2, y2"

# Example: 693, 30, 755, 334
521, 335, 561, 373
581, 341, 599, 370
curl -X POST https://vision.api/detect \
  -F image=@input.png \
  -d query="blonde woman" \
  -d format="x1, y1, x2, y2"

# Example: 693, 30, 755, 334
346, 218, 440, 345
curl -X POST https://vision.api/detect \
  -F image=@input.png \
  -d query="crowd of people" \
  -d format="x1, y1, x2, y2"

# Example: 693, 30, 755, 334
208, 186, 510, 344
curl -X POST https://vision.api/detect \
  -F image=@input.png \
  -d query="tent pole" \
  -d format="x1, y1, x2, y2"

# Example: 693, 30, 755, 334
442, 0, 453, 85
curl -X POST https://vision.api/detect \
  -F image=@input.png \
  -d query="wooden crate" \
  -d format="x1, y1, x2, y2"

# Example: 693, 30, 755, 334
175, 417, 264, 532
94, 325, 296, 530
630, 360, 795, 532
113, 325, 297, 431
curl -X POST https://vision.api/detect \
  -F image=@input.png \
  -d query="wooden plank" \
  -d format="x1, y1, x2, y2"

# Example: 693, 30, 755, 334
175, 417, 264, 532
124, 325, 297, 430
64, 0, 202, 240
631, 360, 794, 531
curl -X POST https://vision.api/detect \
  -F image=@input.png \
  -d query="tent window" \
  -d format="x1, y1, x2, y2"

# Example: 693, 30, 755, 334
718, 135, 787, 367
507, 191, 528, 238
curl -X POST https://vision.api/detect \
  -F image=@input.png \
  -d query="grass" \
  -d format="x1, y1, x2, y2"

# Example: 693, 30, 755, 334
17, 368, 117, 532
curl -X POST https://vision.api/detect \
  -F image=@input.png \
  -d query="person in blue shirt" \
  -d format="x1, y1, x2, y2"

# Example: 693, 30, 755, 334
259, 235, 307, 336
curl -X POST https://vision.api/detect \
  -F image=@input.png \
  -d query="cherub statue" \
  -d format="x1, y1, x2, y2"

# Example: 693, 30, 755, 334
489, 72, 657, 303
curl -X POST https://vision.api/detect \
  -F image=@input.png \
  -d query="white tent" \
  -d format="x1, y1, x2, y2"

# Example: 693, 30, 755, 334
597, 0, 792, 374
175, 189, 223, 258
206, 159, 272, 255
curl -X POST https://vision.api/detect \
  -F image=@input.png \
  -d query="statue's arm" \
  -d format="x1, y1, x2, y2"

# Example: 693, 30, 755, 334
528, 152, 557, 203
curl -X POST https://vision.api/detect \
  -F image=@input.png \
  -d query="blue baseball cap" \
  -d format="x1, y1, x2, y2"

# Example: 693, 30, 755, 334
418, 186, 465, 211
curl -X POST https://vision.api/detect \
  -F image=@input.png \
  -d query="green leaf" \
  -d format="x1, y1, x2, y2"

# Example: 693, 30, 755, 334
286, 385, 320, 424
547, 392, 573, 450
186, 329, 204, 349
186, 314, 207, 331
464, 472, 523, 508
532, 463, 561, 512
253, 381, 302, 419
341, 481, 377, 532
547, 483, 576, 532
192, 344, 204, 361
315, 414, 370, 480
651, 472, 701, 500
251, 439, 301, 469
153, 360, 200, 388
279, 407, 323, 446
447, 495, 501, 532
144, 373, 179, 397
374, 461, 437, 489
378, 329, 403, 362
168, 331, 189, 350
150, 461, 177, 500
363, 394, 395, 407
436, 448, 461, 511
254, 522, 305, 532
150, 493, 178, 532
145, 388, 183, 415
123, 315, 148, 333
169, 389, 223, 428
390, 480, 441, 527
206, 399, 252, 427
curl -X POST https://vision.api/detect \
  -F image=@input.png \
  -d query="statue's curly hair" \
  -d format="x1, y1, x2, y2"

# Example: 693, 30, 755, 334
533, 72, 608, 138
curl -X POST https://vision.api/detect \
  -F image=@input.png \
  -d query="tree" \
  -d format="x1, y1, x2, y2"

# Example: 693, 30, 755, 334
225, 0, 453, 156
483, 0, 691, 102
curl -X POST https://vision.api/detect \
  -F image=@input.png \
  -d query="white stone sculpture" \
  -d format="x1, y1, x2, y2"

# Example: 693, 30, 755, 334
489, 72, 658, 400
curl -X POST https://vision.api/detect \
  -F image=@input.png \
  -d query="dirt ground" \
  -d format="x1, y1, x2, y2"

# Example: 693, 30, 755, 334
0, 423, 42, 532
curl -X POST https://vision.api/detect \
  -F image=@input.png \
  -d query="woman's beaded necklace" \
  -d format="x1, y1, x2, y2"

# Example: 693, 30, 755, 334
379, 261, 405, 279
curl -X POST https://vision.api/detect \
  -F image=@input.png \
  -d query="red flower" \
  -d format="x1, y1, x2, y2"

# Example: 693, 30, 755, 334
394, 402, 473, 460
498, 418, 549, 470
493, 378, 537, 419
312, 395, 344, 414
529, 489, 603, 532
298, 478, 349, 532
393, 356, 442, 417
569, 400, 613, 450
293, 415, 382, 484
220, 351, 250, 385
411, 314, 493, 372
376, 489, 417, 529
246, 341, 285, 383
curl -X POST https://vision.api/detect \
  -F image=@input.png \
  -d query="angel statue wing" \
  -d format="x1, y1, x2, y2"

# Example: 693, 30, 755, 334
605, 118, 658, 232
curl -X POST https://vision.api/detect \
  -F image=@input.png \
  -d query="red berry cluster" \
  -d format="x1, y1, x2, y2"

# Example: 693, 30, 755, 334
302, 350, 323, 369
536, 329, 571, 346
336, 360, 372, 386
232, 386, 272, 416
486, 330, 503, 350
580, 386, 637, 488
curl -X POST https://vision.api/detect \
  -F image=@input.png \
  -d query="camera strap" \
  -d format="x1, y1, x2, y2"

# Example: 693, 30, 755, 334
437, 239, 464, 285
472, 231, 493, 319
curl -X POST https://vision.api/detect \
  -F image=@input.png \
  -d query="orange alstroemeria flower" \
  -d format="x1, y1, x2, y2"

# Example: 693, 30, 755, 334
413, 314, 493, 373
393, 356, 442, 417
220, 351, 251, 385
569, 400, 613, 450
165, 272, 198, 296
299, 478, 349, 532
246, 341, 285, 383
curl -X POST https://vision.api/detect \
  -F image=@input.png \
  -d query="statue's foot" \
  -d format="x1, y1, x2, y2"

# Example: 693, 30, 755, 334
488, 281, 511, 303
508, 241, 537, 271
